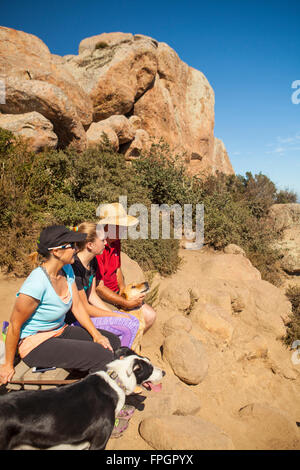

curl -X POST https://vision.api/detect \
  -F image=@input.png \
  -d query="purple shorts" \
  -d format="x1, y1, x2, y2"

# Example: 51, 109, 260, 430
72, 312, 140, 348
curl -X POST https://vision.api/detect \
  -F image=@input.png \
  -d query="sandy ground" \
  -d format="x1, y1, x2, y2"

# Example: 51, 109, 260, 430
1, 250, 300, 451
0, 273, 24, 326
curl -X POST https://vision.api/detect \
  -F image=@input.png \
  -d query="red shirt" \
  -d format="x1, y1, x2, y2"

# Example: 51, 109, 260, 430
96, 240, 121, 292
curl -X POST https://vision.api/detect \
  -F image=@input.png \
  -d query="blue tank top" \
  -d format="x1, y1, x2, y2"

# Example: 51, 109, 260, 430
18, 265, 75, 339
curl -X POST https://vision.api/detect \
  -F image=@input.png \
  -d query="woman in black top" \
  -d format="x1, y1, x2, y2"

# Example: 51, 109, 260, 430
67, 222, 139, 349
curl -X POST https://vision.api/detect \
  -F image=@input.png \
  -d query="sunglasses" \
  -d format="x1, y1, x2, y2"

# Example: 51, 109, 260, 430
48, 242, 77, 251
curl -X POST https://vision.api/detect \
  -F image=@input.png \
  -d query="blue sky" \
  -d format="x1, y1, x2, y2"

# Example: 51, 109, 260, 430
2, 0, 300, 198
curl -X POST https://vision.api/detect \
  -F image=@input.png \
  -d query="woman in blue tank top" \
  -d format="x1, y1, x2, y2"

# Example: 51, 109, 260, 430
0, 225, 121, 387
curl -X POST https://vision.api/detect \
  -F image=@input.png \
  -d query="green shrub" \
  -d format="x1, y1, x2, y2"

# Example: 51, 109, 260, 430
134, 143, 285, 285
284, 285, 300, 346
123, 237, 181, 276
0, 129, 294, 285
94, 41, 108, 50
0, 132, 180, 277
275, 189, 298, 204
133, 140, 196, 206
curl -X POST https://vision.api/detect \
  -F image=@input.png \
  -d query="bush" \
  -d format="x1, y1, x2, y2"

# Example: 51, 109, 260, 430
0, 129, 295, 284
284, 285, 300, 346
0, 131, 180, 277
134, 144, 286, 285
123, 238, 181, 276
275, 189, 298, 204
94, 41, 108, 50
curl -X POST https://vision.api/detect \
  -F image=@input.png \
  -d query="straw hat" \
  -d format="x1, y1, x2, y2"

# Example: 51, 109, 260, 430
98, 202, 138, 227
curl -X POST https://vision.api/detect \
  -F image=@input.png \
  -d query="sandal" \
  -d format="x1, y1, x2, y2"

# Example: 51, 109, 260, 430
110, 418, 129, 438
117, 404, 135, 420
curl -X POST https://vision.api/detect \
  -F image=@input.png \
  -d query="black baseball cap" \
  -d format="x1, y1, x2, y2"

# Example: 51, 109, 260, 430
37, 225, 87, 256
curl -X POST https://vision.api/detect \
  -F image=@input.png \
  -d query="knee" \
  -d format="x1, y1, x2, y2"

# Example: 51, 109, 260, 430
142, 304, 156, 330
89, 343, 114, 373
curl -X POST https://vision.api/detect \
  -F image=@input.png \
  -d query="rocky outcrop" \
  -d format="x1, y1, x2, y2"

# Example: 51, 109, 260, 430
210, 137, 234, 176
139, 415, 235, 450
0, 111, 58, 151
163, 330, 209, 385
1, 248, 300, 451
0, 26, 91, 150
1, 78, 87, 150
238, 403, 300, 450
104, 248, 300, 451
62, 33, 158, 121
0, 26, 235, 174
269, 203, 300, 274
124, 129, 151, 160
86, 121, 119, 151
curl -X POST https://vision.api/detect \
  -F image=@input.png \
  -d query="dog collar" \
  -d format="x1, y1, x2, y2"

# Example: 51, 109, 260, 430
107, 369, 127, 393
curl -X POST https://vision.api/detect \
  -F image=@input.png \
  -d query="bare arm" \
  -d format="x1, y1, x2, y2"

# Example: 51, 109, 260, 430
86, 279, 131, 318
96, 278, 145, 310
0, 294, 39, 385
116, 268, 125, 292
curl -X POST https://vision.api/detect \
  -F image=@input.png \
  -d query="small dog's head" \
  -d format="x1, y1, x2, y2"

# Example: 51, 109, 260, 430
120, 282, 150, 300
109, 347, 165, 394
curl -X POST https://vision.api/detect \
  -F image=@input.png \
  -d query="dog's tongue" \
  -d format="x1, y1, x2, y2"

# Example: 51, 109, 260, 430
143, 382, 162, 392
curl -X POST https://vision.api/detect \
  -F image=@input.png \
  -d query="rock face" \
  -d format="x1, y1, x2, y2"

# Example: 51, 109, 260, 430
139, 415, 235, 450
1, 248, 300, 451
0, 112, 58, 151
190, 303, 234, 343
62, 33, 158, 121
86, 121, 119, 151
163, 330, 209, 384
238, 403, 300, 450
210, 137, 234, 176
0, 26, 92, 150
1, 77, 87, 150
269, 203, 300, 274
0, 26, 234, 175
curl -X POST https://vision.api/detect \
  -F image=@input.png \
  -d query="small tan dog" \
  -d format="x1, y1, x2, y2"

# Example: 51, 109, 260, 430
119, 281, 150, 352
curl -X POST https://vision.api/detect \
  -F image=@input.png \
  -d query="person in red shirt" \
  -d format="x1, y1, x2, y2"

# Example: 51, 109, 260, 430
95, 203, 156, 333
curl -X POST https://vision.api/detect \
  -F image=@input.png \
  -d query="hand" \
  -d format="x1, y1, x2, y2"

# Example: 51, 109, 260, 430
93, 333, 113, 352
0, 363, 15, 386
125, 294, 145, 310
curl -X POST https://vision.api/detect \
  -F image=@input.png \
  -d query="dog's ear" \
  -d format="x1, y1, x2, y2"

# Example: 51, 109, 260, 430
119, 287, 126, 298
114, 347, 134, 360
126, 358, 141, 377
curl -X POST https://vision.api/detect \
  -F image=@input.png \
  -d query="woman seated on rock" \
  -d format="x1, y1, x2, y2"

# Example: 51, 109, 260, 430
0, 225, 122, 386
0, 224, 135, 435
65, 222, 140, 349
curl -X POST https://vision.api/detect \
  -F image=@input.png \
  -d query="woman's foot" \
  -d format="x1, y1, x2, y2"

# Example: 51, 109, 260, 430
117, 404, 135, 420
110, 418, 129, 438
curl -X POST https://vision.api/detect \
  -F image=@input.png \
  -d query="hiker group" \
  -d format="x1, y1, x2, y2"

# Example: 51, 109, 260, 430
0, 202, 157, 437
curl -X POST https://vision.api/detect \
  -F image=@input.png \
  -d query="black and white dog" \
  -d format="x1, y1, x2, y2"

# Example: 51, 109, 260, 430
0, 347, 165, 450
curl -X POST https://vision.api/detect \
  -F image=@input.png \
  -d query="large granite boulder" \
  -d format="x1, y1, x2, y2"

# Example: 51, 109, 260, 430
163, 330, 209, 385
0, 26, 92, 149
139, 415, 235, 450
269, 203, 300, 274
0, 111, 58, 151
1, 77, 87, 150
61, 33, 158, 121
